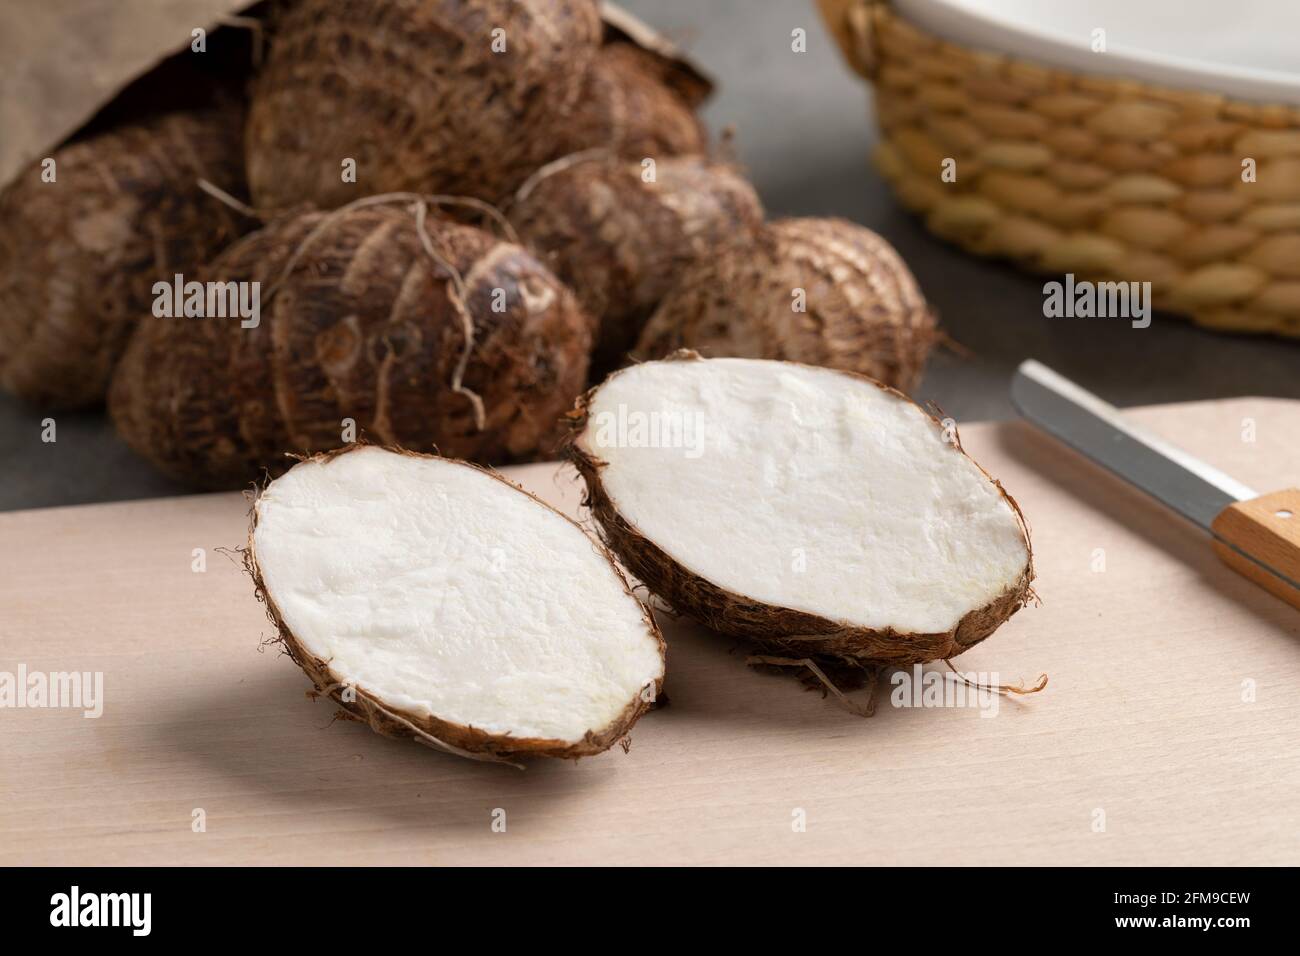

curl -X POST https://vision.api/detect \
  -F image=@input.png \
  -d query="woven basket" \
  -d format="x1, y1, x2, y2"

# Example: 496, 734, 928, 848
818, 0, 1300, 338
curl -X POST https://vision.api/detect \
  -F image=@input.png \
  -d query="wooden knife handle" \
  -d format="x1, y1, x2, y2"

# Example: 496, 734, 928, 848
1211, 489, 1300, 610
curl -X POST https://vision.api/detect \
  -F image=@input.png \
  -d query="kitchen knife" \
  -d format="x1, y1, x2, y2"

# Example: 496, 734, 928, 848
1011, 359, 1300, 610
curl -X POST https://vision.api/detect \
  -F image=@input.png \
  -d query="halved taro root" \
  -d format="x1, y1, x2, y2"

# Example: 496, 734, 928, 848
565, 353, 1034, 668
249, 445, 666, 764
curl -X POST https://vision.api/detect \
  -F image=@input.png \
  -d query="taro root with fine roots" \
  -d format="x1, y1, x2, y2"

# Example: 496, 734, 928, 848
635, 217, 938, 393
249, 445, 666, 764
109, 203, 593, 489
0, 105, 248, 409
566, 353, 1035, 670
245, 0, 603, 210
511, 155, 764, 378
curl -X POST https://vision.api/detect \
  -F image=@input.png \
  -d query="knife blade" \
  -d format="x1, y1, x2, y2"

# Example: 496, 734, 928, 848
1011, 360, 1256, 531
1011, 359, 1300, 609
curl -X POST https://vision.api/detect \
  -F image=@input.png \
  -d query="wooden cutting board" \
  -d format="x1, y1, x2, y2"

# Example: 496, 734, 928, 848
2, 398, 1298, 866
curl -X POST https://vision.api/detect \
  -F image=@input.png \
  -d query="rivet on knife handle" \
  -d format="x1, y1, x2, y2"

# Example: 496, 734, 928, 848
1210, 490, 1300, 611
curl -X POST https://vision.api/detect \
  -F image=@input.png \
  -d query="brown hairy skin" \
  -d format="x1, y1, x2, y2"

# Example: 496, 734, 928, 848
0, 104, 248, 409
552, 42, 708, 162
110, 206, 593, 489
635, 217, 939, 393
245, 443, 667, 764
563, 351, 1035, 668
245, 0, 603, 209
599, 2, 712, 109
511, 156, 763, 379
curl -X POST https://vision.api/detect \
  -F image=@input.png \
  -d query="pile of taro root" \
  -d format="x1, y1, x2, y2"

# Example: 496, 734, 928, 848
0, 0, 937, 488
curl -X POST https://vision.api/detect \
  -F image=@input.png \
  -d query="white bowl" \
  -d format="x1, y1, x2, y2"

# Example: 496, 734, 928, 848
894, 0, 1300, 105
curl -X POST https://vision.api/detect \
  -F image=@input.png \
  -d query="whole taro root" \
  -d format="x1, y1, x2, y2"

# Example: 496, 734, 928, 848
635, 217, 938, 392
511, 155, 763, 379
245, 0, 604, 209
110, 205, 594, 488
553, 41, 708, 162
0, 104, 248, 409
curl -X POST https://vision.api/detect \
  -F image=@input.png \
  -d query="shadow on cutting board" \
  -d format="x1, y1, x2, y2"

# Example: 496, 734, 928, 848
153, 608, 1015, 831
153, 668, 615, 835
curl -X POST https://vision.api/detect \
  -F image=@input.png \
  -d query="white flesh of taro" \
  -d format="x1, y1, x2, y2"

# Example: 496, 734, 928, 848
253, 447, 664, 747
578, 358, 1029, 635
